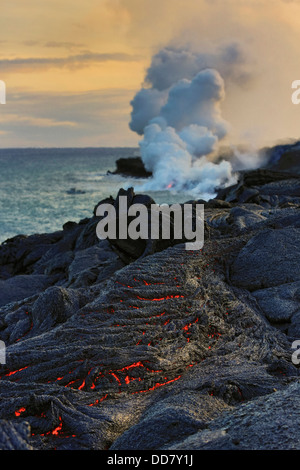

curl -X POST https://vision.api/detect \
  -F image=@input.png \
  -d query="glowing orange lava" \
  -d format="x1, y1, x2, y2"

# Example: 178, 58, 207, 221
15, 407, 26, 417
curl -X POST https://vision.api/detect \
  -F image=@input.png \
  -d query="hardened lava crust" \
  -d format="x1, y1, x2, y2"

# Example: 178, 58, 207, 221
0, 153, 300, 450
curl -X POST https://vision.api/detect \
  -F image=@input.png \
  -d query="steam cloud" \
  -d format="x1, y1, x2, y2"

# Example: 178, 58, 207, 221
129, 44, 255, 199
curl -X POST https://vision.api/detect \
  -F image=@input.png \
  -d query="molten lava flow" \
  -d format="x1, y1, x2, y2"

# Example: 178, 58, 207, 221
136, 294, 184, 301
110, 372, 122, 387
52, 416, 63, 436
116, 361, 162, 373
115, 281, 134, 288
15, 407, 26, 417
1, 366, 29, 378
87, 394, 108, 406
78, 379, 86, 390
133, 374, 182, 394
40, 416, 63, 437
106, 307, 115, 314
149, 311, 166, 319
16, 320, 33, 342
124, 376, 142, 385
117, 361, 144, 371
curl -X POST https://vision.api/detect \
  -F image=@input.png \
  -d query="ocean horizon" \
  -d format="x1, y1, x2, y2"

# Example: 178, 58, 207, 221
0, 147, 194, 244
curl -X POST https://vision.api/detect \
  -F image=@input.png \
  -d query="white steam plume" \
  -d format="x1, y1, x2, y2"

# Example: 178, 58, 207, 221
129, 44, 255, 199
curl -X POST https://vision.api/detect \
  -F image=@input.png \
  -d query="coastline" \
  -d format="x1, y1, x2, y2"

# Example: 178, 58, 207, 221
0, 150, 300, 450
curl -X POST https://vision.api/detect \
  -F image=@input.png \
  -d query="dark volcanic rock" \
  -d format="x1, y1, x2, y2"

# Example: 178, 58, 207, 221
67, 242, 125, 288
1, 149, 300, 450
111, 392, 232, 450
0, 420, 33, 450
31, 286, 87, 333
216, 168, 300, 206
0, 274, 53, 307
242, 169, 300, 186
253, 282, 300, 324
0, 240, 297, 450
230, 227, 300, 290
95, 187, 203, 262
111, 156, 152, 178
168, 382, 300, 450
268, 147, 300, 174
0, 232, 63, 278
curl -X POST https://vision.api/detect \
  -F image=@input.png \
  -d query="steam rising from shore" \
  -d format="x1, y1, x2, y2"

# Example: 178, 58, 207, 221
129, 45, 258, 198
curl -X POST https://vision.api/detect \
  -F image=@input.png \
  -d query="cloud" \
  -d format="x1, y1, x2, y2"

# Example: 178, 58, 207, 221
0, 88, 139, 147
129, 42, 247, 136
0, 52, 142, 73
158, 69, 228, 137
0, 113, 78, 128
144, 43, 252, 91
22, 40, 88, 50
44, 41, 87, 50
129, 88, 167, 135
2, 0, 300, 149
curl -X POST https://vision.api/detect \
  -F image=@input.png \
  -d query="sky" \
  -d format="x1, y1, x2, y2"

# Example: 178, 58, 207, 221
1, 0, 300, 148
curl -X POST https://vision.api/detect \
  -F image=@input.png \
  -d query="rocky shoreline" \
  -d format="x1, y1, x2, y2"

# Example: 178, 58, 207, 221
0, 144, 300, 450
109, 156, 152, 178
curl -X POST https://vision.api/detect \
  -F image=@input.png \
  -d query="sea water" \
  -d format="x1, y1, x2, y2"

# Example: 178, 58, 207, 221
0, 148, 192, 243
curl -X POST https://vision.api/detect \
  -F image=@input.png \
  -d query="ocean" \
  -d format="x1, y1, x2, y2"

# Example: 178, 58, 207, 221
0, 147, 192, 244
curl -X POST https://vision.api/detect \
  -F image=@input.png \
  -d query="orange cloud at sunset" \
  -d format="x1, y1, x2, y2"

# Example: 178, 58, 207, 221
0, 0, 300, 148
